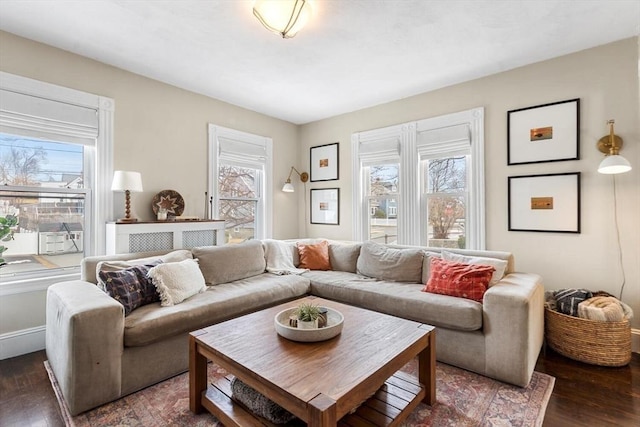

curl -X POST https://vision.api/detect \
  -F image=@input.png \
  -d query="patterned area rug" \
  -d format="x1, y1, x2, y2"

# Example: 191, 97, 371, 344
46, 360, 554, 427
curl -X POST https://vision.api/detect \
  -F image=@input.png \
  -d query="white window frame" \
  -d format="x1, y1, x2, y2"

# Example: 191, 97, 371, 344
352, 108, 485, 249
0, 72, 114, 295
207, 124, 273, 240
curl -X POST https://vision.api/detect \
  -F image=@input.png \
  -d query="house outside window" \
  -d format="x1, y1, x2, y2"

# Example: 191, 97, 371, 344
0, 72, 113, 290
366, 163, 399, 244
352, 108, 485, 249
208, 124, 272, 243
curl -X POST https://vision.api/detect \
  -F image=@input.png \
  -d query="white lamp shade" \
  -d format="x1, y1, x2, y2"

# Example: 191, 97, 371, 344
282, 182, 295, 192
253, 0, 312, 38
598, 155, 632, 174
111, 170, 143, 192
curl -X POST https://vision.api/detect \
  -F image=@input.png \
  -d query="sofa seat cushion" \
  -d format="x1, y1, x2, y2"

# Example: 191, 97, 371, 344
305, 270, 482, 331
123, 273, 310, 347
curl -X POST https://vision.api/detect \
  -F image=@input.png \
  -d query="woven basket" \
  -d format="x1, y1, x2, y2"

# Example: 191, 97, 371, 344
545, 308, 631, 366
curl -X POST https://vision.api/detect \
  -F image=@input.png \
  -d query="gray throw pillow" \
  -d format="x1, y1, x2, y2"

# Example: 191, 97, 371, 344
192, 240, 266, 285
356, 241, 424, 283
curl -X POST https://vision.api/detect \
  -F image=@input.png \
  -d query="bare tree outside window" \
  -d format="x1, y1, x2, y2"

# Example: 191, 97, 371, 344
0, 145, 47, 186
218, 165, 259, 243
426, 157, 467, 248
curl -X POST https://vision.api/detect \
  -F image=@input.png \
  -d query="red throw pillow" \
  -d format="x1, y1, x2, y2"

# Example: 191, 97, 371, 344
297, 240, 332, 270
422, 257, 495, 303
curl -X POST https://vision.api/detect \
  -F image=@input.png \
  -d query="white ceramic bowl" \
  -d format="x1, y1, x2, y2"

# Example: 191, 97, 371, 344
274, 307, 344, 342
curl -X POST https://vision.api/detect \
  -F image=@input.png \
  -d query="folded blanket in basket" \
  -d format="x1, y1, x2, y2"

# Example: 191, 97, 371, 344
578, 296, 633, 322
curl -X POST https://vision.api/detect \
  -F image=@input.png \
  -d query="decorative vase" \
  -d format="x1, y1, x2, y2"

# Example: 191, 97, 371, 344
298, 319, 318, 329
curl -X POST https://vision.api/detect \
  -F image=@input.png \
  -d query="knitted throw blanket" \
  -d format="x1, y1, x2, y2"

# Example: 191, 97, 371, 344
578, 296, 633, 322
230, 377, 296, 424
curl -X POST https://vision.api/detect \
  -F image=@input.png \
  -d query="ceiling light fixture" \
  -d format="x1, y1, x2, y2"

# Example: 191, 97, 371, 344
253, 0, 312, 39
597, 119, 632, 174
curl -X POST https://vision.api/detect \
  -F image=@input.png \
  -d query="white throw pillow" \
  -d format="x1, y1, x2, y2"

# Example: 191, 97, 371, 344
148, 259, 206, 306
442, 251, 508, 287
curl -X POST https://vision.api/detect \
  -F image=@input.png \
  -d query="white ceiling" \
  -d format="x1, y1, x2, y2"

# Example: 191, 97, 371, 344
1, 1, 638, 124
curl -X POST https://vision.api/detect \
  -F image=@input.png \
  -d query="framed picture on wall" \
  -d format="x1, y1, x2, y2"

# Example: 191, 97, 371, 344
507, 98, 580, 165
310, 188, 340, 225
310, 142, 339, 182
508, 172, 581, 233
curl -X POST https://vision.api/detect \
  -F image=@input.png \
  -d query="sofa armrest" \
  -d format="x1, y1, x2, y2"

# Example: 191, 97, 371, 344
482, 273, 544, 386
46, 281, 124, 415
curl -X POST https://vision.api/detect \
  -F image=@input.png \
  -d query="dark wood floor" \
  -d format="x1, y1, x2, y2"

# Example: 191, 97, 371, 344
0, 349, 638, 426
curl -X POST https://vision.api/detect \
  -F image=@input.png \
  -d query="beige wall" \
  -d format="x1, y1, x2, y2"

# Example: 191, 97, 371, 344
299, 38, 640, 329
0, 31, 302, 336
0, 31, 638, 339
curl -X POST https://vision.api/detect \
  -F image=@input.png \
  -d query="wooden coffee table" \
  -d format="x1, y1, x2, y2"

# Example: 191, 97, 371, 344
190, 297, 435, 427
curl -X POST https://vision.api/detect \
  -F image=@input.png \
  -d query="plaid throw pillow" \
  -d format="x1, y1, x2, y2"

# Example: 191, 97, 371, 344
99, 261, 162, 315
422, 257, 495, 303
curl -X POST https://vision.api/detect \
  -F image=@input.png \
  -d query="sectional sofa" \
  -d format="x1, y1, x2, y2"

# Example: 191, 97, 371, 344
46, 239, 544, 415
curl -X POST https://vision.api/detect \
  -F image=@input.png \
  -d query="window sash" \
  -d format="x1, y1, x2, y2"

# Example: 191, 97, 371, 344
0, 185, 91, 279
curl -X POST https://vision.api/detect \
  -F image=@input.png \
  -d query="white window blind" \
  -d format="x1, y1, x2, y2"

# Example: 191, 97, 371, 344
218, 136, 267, 168
0, 89, 99, 146
417, 123, 470, 159
357, 137, 400, 164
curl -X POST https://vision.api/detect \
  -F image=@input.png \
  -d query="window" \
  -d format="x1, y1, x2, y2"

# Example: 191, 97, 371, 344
0, 72, 113, 289
208, 125, 272, 243
352, 108, 485, 249
365, 163, 399, 244
422, 156, 468, 248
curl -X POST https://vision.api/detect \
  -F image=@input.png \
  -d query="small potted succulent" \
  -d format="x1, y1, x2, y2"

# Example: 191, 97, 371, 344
293, 302, 321, 329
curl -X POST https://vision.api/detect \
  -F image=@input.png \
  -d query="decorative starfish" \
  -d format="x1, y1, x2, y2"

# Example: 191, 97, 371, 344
156, 195, 179, 213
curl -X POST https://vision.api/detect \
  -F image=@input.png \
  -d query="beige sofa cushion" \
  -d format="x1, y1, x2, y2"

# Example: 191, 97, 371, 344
305, 270, 482, 331
356, 241, 424, 283
123, 273, 310, 347
193, 240, 266, 286
329, 242, 361, 273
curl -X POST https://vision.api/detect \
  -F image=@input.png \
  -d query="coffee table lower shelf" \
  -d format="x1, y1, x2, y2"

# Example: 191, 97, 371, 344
202, 370, 425, 427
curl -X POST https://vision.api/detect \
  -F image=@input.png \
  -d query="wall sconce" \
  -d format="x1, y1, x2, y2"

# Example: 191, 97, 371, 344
597, 119, 632, 174
282, 166, 308, 192
111, 170, 143, 222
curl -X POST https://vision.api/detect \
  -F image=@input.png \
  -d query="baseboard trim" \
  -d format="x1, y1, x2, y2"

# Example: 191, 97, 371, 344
0, 325, 46, 360
632, 328, 640, 354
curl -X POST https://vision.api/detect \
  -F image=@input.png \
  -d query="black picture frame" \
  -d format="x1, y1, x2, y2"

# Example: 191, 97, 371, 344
507, 98, 580, 165
310, 142, 339, 182
508, 172, 581, 233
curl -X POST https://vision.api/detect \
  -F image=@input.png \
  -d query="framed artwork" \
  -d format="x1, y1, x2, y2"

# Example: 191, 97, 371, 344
508, 172, 581, 233
507, 98, 580, 165
310, 188, 340, 225
310, 142, 339, 182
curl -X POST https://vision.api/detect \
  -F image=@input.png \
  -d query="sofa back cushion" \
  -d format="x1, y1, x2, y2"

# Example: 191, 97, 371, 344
193, 240, 266, 285
329, 242, 361, 273
356, 241, 423, 283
